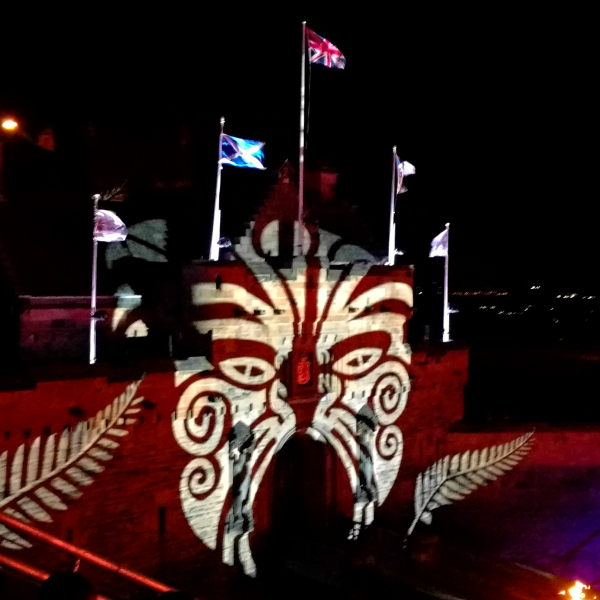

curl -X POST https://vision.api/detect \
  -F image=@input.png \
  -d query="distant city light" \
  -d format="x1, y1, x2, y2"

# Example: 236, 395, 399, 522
556, 293, 587, 299
530, 285, 541, 290
451, 291, 508, 296
1, 118, 18, 131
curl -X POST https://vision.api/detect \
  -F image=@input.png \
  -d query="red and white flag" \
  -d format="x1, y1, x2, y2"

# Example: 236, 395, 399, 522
94, 209, 128, 242
306, 28, 346, 69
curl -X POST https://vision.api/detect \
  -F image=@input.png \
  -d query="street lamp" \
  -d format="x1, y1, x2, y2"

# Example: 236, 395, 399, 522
1, 119, 19, 131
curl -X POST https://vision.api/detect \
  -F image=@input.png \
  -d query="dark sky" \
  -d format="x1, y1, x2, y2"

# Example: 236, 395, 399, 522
1, 8, 596, 290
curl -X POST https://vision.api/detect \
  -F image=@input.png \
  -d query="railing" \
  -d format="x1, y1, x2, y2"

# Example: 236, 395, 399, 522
0, 553, 112, 600
0, 510, 175, 595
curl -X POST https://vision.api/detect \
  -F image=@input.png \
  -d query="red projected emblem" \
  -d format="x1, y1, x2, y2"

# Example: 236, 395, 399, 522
297, 353, 312, 385
174, 208, 413, 577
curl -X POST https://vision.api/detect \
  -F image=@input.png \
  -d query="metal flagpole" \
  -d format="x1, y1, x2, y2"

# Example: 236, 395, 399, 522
89, 193, 100, 364
298, 21, 306, 257
442, 222, 451, 342
210, 117, 225, 261
388, 146, 399, 265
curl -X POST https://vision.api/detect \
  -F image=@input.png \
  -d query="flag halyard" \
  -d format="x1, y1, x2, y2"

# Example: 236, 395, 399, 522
306, 28, 346, 69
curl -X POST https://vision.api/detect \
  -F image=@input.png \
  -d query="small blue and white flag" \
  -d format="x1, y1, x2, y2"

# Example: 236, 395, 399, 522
398, 159, 416, 177
221, 134, 266, 170
429, 228, 448, 257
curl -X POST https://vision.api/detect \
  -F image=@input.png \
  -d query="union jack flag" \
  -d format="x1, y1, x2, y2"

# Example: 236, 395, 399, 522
306, 27, 345, 69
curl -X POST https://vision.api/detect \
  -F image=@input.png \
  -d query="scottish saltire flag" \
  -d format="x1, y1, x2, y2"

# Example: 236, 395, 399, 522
94, 210, 128, 242
397, 158, 416, 193
306, 28, 346, 69
429, 228, 448, 258
221, 134, 266, 170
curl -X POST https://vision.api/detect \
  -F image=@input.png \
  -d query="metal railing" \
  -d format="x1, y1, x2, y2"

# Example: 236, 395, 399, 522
0, 510, 175, 595
0, 552, 112, 600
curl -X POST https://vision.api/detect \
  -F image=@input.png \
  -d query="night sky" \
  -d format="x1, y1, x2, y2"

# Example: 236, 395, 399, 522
1, 8, 596, 291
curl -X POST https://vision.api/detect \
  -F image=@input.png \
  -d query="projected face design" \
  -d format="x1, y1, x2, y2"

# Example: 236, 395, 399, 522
172, 221, 412, 576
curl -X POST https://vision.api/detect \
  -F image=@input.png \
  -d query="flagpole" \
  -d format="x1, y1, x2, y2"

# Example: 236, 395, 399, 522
298, 21, 306, 257
89, 194, 100, 365
442, 222, 451, 343
388, 146, 399, 265
210, 117, 225, 261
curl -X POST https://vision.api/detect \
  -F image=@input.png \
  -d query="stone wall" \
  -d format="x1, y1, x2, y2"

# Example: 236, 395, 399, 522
0, 341, 472, 595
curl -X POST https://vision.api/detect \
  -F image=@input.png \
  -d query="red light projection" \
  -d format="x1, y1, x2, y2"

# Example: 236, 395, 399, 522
296, 353, 312, 385
172, 215, 412, 576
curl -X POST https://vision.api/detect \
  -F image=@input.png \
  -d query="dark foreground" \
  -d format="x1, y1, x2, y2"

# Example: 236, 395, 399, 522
0, 530, 586, 599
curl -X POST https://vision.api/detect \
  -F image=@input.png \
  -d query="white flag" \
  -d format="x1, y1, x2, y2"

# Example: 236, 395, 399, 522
94, 210, 128, 242
400, 160, 416, 176
429, 228, 448, 257
397, 158, 416, 193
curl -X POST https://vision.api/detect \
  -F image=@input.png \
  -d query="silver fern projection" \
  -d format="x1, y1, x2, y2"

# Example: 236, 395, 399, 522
407, 432, 534, 536
0, 379, 144, 550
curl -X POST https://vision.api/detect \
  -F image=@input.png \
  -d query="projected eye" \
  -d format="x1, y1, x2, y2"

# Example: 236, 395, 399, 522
219, 357, 275, 386
332, 348, 383, 378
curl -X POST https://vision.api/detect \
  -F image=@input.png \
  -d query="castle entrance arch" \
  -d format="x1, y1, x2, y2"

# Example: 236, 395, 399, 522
271, 434, 353, 547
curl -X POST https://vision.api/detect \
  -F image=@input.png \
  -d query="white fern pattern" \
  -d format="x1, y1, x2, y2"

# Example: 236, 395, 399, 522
0, 379, 144, 550
407, 432, 534, 536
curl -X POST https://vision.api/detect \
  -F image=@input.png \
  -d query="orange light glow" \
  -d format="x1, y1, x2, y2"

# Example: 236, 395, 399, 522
1, 118, 18, 131
559, 581, 594, 599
